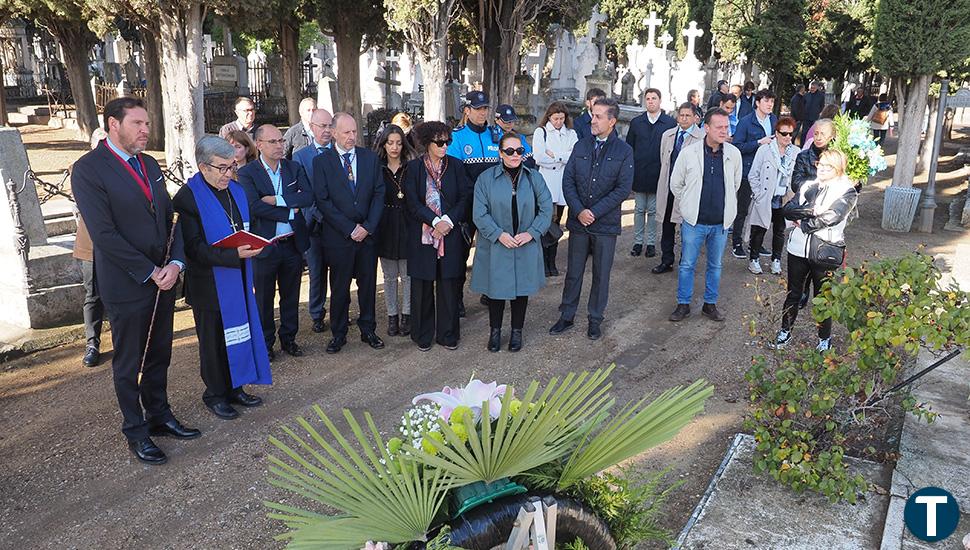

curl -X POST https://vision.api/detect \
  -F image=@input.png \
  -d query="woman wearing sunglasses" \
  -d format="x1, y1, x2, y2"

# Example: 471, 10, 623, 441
772, 149, 857, 352
746, 116, 800, 276
471, 133, 553, 352
403, 121, 472, 351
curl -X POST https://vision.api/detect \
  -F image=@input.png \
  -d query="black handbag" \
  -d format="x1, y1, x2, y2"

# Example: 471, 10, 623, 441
808, 233, 845, 270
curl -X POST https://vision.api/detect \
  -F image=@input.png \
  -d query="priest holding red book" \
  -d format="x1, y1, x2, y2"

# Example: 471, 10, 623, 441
173, 136, 273, 420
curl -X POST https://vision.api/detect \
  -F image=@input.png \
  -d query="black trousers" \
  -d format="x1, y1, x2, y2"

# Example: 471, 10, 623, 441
327, 241, 378, 339
559, 231, 617, 323
105, 292, 176, 441
659, 193, 677, 266
749, 207, 786, 261
782, 253, 833, 339
81, 259, 104, 349
488, 296, 528, 329
732, 178, 753, 247
254, 239, 303, 349
192, 308, 244, 407
305, 233, 328, 322
411, 266, 460, 348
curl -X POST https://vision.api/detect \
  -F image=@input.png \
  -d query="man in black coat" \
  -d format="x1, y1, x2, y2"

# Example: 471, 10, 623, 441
626, 87, 676, 259
802, 81, 826, 143
550, 98, 634, 340
790, 85, 807, 145
72, 97, 200, 465
311, 112, 386, 353
237, 124, 314, 360
845, 87, 873, 119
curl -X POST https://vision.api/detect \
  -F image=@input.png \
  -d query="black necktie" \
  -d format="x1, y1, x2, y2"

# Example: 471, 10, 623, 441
127, 156, 143, 179
594, 140, 604, 162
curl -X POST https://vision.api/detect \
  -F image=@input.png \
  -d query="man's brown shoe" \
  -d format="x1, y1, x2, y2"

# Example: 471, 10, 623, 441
702, 303, 725, 322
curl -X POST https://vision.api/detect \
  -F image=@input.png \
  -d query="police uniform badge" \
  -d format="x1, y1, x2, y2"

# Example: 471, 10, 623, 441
463, 144, 473, 156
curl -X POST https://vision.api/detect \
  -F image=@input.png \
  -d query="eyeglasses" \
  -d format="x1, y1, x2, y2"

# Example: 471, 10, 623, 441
430, 138, 453, 147
777, 131, 794, 137
259, 138, 285, 145
501, 147, 525, 156
310, 122, 332, 129
204, 162, 238, 175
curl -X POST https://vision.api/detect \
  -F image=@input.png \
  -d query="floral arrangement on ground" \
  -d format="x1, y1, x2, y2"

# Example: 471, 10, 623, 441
264, 366, 713, 549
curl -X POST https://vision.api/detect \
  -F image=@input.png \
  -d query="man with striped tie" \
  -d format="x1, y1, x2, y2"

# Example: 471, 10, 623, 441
311, 112, 386, 354
653, 102, 707, 274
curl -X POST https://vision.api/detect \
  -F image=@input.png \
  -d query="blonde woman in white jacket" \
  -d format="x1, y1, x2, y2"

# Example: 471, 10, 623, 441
532, 101, 578, 276
746, 116, 800, 275
772, 149, 858, 352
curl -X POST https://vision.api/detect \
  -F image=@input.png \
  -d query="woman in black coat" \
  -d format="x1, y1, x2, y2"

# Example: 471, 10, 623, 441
404, 121, 472, 351
375, 124, 416, 337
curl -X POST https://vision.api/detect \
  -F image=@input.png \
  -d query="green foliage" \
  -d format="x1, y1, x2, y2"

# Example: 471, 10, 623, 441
566, 468, 682, 548
798, 0, 874, 80
736, 0, 807, 77
745, 254, 970, 502
873, 0, 970, 78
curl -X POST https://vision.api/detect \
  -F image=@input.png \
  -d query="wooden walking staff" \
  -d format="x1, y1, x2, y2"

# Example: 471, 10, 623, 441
138, 212, 180, 383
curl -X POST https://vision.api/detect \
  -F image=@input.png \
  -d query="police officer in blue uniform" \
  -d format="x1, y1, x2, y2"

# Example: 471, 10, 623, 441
449, 91, 501, 317
493, 104, 536, 168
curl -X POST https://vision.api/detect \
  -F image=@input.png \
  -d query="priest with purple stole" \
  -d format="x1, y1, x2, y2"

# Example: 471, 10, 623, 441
173, 136, 272, 420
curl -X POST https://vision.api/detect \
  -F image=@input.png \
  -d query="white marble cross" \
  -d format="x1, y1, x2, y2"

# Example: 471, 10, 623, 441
659, 32, 673, 51
682, 21, 704, 60
642, 11, 663, 48
462, 67, 472, 86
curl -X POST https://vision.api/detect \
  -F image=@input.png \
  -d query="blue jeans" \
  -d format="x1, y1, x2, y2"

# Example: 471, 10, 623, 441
677, 221, 728, 304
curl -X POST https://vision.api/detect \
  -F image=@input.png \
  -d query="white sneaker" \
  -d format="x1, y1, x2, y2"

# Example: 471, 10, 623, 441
770, 259, 782, 275
816, 338, 831, 352
770, 330, 792, 349
748, 259, 763, 274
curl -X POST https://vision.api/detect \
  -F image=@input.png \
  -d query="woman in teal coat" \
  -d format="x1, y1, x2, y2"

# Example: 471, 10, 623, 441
471, 133, 553, 353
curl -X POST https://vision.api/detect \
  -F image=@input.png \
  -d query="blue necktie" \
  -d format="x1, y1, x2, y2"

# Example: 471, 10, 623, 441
593, 140, 604, 163
675, 130, 685, 153
342, 152, 356, 193
127, 156, 143, 179
317, 146, 325, 155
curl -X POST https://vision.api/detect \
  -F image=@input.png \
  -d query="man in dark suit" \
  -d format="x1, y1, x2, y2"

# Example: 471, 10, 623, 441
283, 97, 317, 159
311, 112, 386, 353
573, 87, 606, 141
549, 98, 634, 341
730, 89, 778, 258
626, 87, 676, 259
292, 108, 333, 334
237, 124, 314, 360
72, 96, 200, 465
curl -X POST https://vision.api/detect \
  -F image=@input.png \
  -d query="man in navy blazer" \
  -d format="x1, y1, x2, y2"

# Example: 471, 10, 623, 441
237, 124, 313, 360
626, 87, 676, 258
311, 112, 385, 354
292, 108, 333, 334
730, 89, 778, 258
72, 97, 199, 465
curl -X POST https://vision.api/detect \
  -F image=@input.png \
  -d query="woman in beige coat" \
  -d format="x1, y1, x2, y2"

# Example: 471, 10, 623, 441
746, 116, 800, 276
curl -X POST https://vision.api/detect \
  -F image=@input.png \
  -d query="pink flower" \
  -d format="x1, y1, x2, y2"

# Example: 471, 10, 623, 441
412, 380, 508, 422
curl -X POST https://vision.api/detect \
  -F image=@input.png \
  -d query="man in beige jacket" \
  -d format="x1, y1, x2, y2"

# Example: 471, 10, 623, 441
668, 108, 742, 322
653, 102, 707, 274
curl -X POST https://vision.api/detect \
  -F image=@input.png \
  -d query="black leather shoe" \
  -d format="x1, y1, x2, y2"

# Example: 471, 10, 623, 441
312, 318, 327, 333
587, 322, 602, 341
480, 294, 490, 306
267, 348, 276, 362
645, 245, 656, 258
400, 314, 411, 336
281, 341, 304, 357
149, 419, 202, 440
361, 332, 385, 349
230, 390, 263, 407
669, 304, 691, 322
549, 317, 574, 334
652, 263, 673, 274
509, 329, 523, 352
458, 300, 466, 318
487, 328, 502, 352
207, 401, 240, 420
326, 337, 346, 354
128, 438, 167, 465
82, 347, 101, 368
387, 315, 400, 337
630, 243, 643, 256
702, 303, 725, 322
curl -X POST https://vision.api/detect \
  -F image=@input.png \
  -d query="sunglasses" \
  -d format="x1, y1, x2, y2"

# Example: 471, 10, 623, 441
431, 138, 453, 147
777, 131, 794, 137
501, 147, 526, 156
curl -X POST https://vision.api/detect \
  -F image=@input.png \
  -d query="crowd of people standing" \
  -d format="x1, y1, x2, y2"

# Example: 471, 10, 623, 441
73, 77, 881, 464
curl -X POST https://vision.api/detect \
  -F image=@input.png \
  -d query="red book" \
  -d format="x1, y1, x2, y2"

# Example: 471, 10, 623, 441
212, 230, 293, 250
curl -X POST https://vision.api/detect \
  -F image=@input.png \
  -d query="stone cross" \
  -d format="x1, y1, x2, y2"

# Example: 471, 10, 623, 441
659, 32, 673, 51
642, 11, 663, 49
593, 23, 610, 67
462, 67, 472, 87
374, 61, 401, 109
682, 21, 704, 60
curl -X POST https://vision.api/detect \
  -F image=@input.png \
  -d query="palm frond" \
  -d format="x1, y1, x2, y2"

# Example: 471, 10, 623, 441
556, 379, 714, 490
406, 367, 617, 484
266, 406, 452, 547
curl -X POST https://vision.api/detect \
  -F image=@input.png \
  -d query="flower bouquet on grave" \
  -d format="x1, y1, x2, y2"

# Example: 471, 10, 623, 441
832, 113, 889, 187
263, 366, 713, 549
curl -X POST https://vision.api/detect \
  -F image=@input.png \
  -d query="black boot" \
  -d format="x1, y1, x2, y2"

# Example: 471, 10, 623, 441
387, 315, 400, 336
547, 243, 560, 276
542, 247, 552, 276
487, 328, 502, 352
508, 329, 523, 352
400, 314, 411, 336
